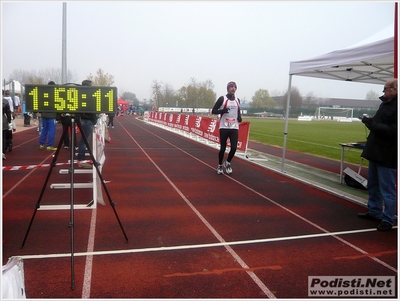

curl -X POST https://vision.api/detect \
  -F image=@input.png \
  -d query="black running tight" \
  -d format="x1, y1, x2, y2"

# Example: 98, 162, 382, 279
218, 129, 238, 164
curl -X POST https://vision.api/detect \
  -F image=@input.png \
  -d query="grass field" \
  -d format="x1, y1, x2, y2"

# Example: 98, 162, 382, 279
243, 117, 369, 165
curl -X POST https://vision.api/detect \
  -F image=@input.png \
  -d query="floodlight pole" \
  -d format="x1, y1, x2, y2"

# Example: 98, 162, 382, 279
61, 2, 67, 84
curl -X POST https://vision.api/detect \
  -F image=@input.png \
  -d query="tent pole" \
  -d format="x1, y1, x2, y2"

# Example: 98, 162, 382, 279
281, 75, 292, 172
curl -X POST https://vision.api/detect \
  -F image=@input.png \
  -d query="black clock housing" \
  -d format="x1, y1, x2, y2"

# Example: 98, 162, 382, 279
25, 84, 117, 113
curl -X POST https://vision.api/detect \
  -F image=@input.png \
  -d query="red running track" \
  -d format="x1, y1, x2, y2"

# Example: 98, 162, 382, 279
2, 115, 397, 298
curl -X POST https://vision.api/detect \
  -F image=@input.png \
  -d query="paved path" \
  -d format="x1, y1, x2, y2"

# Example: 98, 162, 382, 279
12, 114, 38, 133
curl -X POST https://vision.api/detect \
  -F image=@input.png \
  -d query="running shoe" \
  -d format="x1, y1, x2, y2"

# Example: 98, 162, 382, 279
39, 145, 45, 149
224, 161, 232, 174
46, 146, 57, 151
217, 164, 223, 174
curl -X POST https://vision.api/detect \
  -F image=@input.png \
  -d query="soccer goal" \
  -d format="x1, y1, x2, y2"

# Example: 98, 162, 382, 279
315, 107, 354, 121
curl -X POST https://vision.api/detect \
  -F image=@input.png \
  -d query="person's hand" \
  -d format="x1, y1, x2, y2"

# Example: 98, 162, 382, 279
220, 108, 229, 114
362, 116, 373, 128
238, 117, 242, 122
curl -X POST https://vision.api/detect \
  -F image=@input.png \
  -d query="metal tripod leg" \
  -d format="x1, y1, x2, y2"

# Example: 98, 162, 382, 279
76, 120, 129, 243
21, 123, 67, 248
21, 117, 128, 291
70, 117, 77, 290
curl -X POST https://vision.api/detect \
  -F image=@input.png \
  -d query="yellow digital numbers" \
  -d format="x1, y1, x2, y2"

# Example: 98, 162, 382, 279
67, 88, 79, 111
54, 87, 66, 111
93, 89, 102, 112
28, 87, 39, 111
105, 89, 114, 112
24, 84, 117, 113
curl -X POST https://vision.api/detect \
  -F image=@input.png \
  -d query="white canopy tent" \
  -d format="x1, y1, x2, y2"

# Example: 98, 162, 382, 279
281, 25, 395, 171
2, 80, 23, 94
288, 37, 393, 84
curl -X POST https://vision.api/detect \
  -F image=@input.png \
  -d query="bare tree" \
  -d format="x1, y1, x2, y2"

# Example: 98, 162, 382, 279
86, 68, 114, 86
176, 78, 216, 108
163, 83, 176, 106
303, 92, 319, 110
283, 86, 303, 111
7, 68, 78, 85
250, 89, 276, 109
365, 89, 380, 100
121, 92, 139, 107
270, 89, 286, 97
151, 80, 163, 108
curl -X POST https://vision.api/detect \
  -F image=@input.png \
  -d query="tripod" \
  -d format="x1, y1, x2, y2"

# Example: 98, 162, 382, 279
21, 115, 129, 290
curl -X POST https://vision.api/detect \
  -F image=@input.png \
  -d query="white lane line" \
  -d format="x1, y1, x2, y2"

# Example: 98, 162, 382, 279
120, 124, 276, 297
81, 208, 97, 299
136, 122, 398, 274
16, 226, 387, 260
12, 120, 397, 298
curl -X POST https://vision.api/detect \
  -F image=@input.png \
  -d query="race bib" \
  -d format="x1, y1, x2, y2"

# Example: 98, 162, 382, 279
224, 117, 236, 128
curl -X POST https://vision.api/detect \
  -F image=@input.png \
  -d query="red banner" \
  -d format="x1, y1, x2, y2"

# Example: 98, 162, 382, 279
145, 112, 250, 152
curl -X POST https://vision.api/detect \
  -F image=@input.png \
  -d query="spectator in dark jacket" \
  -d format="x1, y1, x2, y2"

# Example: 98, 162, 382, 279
358, 78, 397, 231
77, 80, 98, 168
3, 97, 12, 159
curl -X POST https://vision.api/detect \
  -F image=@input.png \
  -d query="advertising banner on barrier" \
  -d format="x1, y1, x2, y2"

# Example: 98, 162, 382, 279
146, 112, 250, 152
94, 114, 107, 206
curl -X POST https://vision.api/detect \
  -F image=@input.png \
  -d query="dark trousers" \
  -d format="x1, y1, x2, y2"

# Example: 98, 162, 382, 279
218, 128, 238, 164
77, 119, 94, 161
61, 116, 77, 147
108, 115, 114, 126
24, 114, 31, 125
3, 129, 12, 152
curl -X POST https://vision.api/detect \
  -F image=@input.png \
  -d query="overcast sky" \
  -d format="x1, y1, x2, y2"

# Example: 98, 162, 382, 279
1, 1, 396, 102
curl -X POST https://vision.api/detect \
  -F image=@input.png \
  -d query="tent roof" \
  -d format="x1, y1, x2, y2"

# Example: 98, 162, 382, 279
117, 98, 130, 105
289, 25, 394, 85
2, 80, 23, 94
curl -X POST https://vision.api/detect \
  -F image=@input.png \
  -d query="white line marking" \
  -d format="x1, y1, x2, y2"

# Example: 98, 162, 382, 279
16, 226, 389, 260
120, 123, 276, 297
137, 121, 398, 274
81, 208, 97, 299
11, 119, 397, 298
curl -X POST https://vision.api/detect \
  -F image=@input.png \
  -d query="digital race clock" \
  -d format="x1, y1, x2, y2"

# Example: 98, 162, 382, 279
24, 84, 117, 113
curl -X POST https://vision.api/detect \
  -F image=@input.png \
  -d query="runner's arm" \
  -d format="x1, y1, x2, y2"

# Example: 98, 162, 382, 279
211, 96, 227, 115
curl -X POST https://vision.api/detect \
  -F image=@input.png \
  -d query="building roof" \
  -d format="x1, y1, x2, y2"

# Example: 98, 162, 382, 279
323, 98, 380, 109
